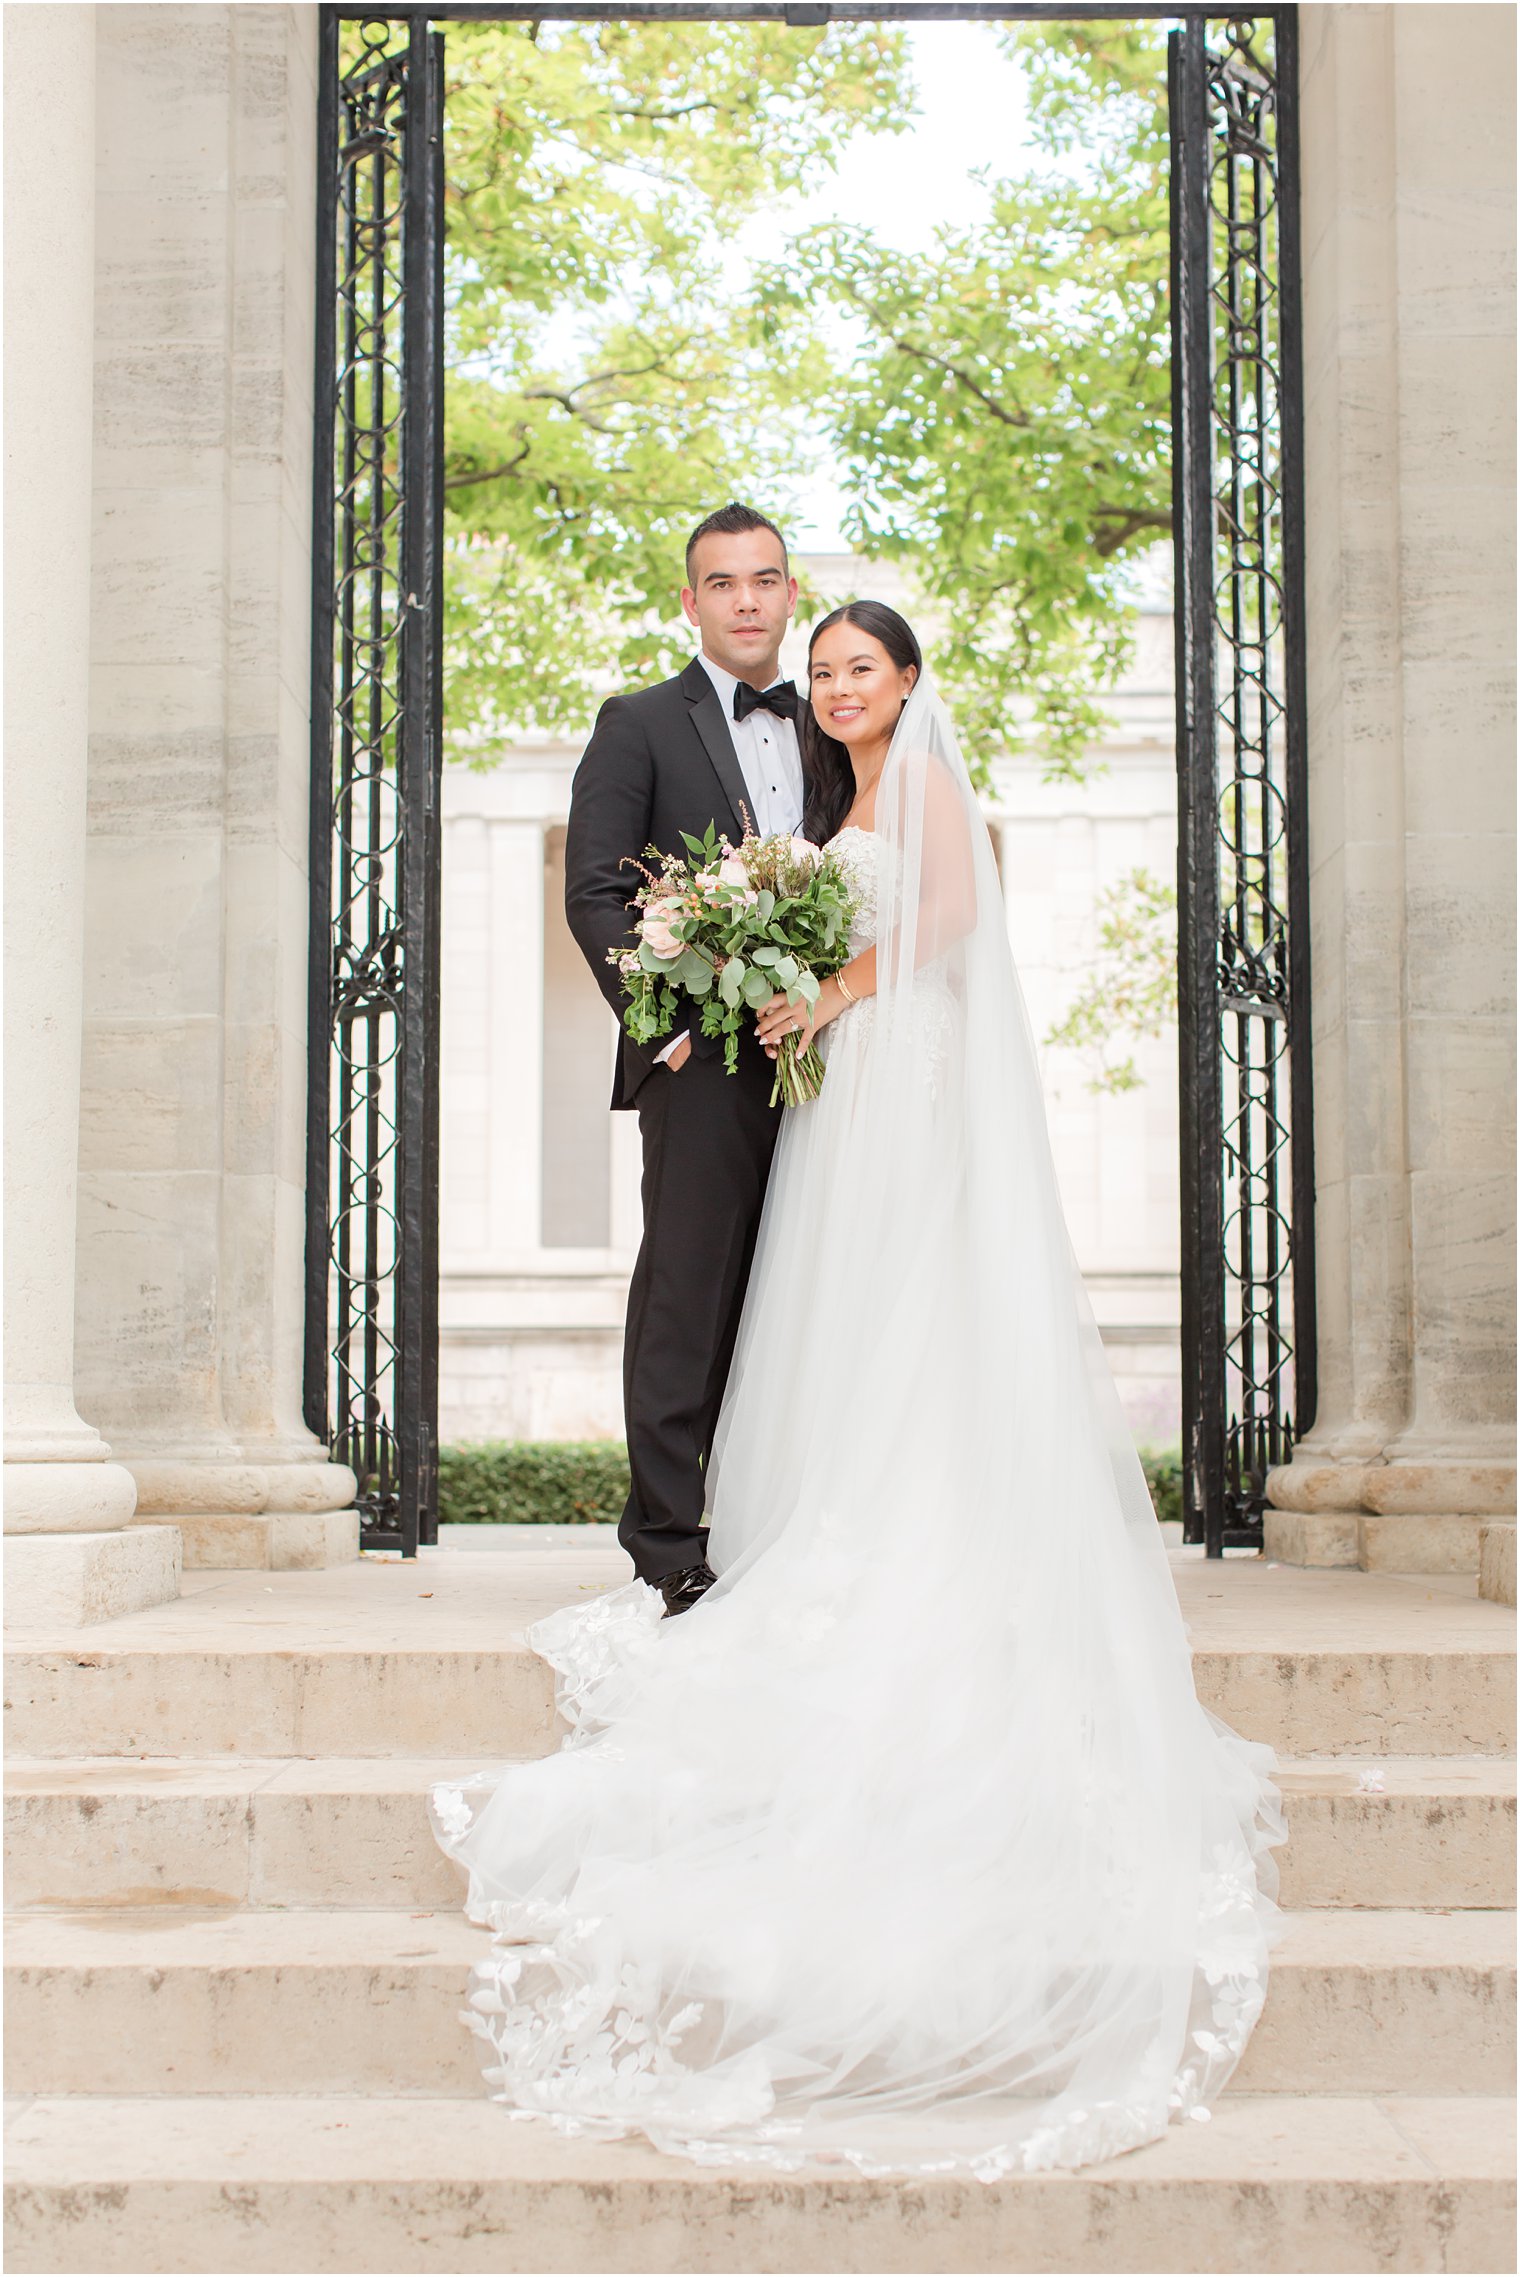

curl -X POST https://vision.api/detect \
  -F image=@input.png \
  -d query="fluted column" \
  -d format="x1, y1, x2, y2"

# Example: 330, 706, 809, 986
1268, 4, 1516, 1573
70, 6, 356, 1569
2, 4, 173, 1625
487, 818, 546, 1256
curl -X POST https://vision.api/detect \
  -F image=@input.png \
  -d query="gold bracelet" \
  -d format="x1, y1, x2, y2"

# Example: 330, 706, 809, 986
837, 968, 858, 1005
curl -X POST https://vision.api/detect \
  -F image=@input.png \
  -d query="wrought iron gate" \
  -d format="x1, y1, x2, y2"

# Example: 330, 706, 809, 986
1169, 13, 1315, 1553
305, 5, 1313, 1560
305, 12, 444, 1554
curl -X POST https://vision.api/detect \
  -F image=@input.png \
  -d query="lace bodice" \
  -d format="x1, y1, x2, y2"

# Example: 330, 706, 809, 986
826, 825, 881, 958
822, 824, 957, 1084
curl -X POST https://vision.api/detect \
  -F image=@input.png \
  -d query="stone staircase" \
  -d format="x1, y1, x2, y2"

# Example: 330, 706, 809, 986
5, 1547, 1516, 2274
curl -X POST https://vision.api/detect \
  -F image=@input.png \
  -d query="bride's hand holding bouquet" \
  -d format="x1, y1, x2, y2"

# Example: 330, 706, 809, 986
609, 825, 858, 1107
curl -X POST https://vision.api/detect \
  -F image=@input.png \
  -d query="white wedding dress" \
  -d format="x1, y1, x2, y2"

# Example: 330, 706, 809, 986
429, 675, 1284, 2180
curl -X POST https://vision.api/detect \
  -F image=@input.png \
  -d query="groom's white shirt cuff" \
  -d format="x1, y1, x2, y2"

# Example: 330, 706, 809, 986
655, 1029, 690, 1066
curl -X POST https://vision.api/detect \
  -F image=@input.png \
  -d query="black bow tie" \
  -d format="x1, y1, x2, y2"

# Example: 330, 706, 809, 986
733, 678, 799, 724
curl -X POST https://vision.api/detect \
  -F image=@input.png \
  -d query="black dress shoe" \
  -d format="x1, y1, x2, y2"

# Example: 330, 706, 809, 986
657, 1560, 717, 1618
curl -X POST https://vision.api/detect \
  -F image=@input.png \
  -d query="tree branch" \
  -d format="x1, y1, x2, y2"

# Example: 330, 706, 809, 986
445, 438, 533, 492
608, 99, 722, 122
1091, 504, 1171, 556
833, 277, 1032, 430
518, 347, 694, 431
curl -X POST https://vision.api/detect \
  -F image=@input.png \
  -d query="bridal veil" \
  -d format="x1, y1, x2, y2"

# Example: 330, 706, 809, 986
429, 672, 1284, 2179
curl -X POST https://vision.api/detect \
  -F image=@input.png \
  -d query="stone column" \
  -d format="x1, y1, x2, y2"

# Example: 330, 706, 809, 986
487, 818, 546, 1256
2, 4, 178, 1626
608, 1103, 644, 1258
73, 6, 356, 1568
1268, 4, 1516, 1576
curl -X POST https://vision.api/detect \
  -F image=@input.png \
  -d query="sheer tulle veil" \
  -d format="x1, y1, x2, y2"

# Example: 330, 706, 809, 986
429, 669, 1285, 2179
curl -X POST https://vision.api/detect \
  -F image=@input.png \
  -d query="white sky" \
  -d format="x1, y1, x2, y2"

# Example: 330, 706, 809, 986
739, 23, 1041, 546
746, 22, 1038, 260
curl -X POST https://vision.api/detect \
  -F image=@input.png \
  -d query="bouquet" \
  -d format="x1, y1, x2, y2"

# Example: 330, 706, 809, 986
610, 825, 859, 1107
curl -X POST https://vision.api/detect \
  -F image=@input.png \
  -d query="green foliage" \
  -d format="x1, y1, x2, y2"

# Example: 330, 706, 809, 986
1043, 865, 1178, 1092
772, 20, 1173, 785
439, 1438, 1183, 1528
1140, 1446, 1183, 1527
438, 1440, 628, 1526
428, 20, 1177, 777
431, 18, 912, 752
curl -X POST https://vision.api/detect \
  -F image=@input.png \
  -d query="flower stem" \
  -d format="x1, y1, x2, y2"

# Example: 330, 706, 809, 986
770, 1035, 827, 1109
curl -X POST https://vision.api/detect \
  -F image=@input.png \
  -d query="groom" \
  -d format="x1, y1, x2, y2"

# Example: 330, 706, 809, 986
564, 504, 805, 1616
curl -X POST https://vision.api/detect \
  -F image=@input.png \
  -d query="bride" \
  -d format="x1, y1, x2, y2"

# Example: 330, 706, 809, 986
429, 600, 1284, 2181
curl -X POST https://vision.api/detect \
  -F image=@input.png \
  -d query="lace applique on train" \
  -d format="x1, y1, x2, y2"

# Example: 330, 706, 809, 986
427, 1625, 1282, 2180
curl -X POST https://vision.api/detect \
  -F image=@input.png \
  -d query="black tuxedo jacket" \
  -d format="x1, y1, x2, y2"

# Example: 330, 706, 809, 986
565, 656, 804, 1109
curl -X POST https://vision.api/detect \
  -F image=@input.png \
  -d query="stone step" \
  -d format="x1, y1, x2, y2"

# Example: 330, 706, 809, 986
6, 1548, 1515, 1759
5, 1612, 1510, 1766
7, 1754, 1516, 1914
5, 1907, 1513, 2102
5, 2093, 1514, 2274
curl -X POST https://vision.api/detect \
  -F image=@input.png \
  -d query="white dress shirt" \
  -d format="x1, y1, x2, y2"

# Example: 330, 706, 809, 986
655, 652, 805, 1066
694, 652, 805, 842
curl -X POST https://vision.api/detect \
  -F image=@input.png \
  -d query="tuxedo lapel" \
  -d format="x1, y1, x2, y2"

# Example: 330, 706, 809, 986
680, 657, 749, 841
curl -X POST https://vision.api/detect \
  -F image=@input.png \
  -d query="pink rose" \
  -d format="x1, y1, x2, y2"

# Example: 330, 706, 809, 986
640, 896, 685, 959
791, 839, 824, 869
717, 854, 750, 889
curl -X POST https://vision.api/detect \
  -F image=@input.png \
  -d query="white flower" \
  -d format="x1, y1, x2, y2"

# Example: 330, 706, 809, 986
1191, 2028, 1234, 2060
432, 1784, 473, 1840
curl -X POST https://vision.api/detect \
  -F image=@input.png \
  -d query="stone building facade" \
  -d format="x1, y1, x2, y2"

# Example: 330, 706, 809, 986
3, 3, 1514, 1623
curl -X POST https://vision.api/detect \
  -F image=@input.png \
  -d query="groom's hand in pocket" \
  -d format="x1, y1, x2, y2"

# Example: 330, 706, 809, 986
664, 1035, 692, 1072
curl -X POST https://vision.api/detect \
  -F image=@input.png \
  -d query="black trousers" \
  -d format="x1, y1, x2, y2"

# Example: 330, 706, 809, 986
619, 1033, 781, 1583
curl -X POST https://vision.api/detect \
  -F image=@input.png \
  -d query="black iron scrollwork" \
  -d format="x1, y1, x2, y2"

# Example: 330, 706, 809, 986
1170, 13, 1315, 1554
306, 14, 443, 1554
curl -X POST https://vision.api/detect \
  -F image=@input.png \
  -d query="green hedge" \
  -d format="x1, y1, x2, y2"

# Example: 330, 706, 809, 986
439, 1440, 629, 1527
1140, 1448, 1183, 1528
441, 1439, 1186, 1529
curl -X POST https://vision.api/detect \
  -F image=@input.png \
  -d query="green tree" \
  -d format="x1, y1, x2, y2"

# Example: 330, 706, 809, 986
432, 19, 912, 754
778, 19, 1173, 784
1042, 866, 1178, 1093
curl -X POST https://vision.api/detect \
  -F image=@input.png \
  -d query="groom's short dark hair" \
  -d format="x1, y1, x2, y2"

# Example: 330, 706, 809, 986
685, 503, 789, 583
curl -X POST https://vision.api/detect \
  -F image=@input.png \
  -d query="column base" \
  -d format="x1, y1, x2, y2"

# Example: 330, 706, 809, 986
141, 1506, 360, 1570
1263, 1508, 1491, 1575
1266, 1448, 1515, 1575
125, 1459, 357, 1516
4, 1524, 181, 1631
1261, 1508, 1361, 1567
1479, 1522, 1517, 1607
2, 1459, 138, 1534
1267, 1452, 1516, 1517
